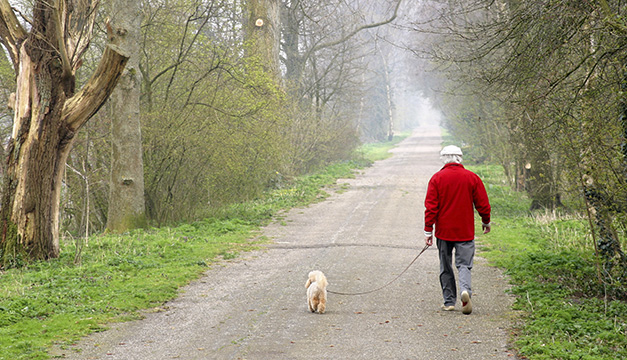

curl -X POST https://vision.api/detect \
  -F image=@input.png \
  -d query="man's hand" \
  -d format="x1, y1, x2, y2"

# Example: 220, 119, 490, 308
424, 231, 433, 246
425, 235, 433, 246
482, 223, 491, 234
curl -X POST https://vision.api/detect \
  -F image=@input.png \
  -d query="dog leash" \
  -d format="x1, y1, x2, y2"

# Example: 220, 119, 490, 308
327, 244, 431, 296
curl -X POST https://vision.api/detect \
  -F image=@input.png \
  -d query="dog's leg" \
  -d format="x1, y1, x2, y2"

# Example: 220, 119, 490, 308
311, 295, 320, 312
308, 287, 315, 312
317, 296, 326, 314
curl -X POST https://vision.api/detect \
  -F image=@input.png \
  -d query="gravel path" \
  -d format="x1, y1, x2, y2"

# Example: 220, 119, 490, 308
56, 127, 517, 359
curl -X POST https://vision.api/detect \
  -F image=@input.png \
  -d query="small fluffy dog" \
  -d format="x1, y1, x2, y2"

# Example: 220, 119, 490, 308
306, 270, 328, 314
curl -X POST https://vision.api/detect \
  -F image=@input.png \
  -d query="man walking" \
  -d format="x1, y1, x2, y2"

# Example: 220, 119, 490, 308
424, 145, 491, 315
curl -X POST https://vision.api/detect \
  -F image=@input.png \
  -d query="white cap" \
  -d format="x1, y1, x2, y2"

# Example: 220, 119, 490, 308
440, 145, 463, 156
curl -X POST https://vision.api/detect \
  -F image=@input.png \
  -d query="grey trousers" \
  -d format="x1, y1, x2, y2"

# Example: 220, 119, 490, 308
437, 238, 475, 306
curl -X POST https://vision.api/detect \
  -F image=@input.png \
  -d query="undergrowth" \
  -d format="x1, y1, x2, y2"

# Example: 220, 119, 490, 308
469, 165, 627, 360
0, 135, 406, 360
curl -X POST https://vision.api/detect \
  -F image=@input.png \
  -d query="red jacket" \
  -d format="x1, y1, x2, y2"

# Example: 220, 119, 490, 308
424, 163, 491, 241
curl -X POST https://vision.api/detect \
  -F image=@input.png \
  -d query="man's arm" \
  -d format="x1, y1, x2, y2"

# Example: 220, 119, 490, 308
474, 177, 491, 234
424, 178, 438, 246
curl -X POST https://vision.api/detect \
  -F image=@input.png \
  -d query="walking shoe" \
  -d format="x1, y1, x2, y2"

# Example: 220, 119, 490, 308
461, 291, 472, 315
441, 304, 455, 311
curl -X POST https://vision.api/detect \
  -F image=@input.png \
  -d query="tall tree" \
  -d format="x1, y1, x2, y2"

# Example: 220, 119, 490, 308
106, 0, 146, 232
0, 0, 129, 267
246, 0, 281, 80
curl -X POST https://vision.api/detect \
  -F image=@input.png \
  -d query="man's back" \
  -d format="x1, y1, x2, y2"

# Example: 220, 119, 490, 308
424, 163, 490, 241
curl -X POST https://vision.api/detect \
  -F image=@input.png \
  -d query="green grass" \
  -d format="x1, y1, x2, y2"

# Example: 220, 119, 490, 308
469, 165, 627, 360
0, 135, 406, 360
356, 132, 410, 162
0, 223, 261, 359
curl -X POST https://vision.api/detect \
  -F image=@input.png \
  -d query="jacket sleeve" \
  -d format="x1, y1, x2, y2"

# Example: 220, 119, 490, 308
473, 176, 491, 224
424, 177, 439, 232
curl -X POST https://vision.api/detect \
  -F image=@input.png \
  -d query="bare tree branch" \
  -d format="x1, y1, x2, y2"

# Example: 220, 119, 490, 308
63, 44, 129, 131
0, 0, 27, 69
310, 0, 403, 53
52, 0, 74, 81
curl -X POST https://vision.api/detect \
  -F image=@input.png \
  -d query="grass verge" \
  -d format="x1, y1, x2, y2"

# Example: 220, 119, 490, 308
0, 134, 408, 360
355, 132, 409, 162
469, 164, 627, 360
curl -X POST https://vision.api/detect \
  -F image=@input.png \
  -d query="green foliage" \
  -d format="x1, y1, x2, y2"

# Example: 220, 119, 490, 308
475, 164, 627, 360
141, 48, 290, 223
136, 1, 365, 225
513, 296, 627, 360
507, 249, 627, 360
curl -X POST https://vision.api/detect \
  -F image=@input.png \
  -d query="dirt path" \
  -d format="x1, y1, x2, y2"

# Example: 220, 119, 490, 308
57, 127, 516, 359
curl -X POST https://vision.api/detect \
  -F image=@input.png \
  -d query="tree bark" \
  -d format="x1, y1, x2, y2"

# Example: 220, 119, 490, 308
106, 0, 146, 232
282, 0, 302, 83
246, 0, 281, 81
0, 1, 129, 267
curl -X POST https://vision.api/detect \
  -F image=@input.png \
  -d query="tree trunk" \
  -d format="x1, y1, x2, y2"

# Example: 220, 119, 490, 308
525, 149, 560, 210
106, 0, 146, 232
282, 0, 302, 84
0, 1, 129, 267
374, 38, 394, 141
246, 0, 281, 81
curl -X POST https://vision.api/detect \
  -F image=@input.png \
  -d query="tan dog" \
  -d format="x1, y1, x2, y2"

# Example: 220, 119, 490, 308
306, 270, 328, 314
